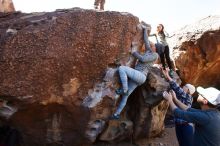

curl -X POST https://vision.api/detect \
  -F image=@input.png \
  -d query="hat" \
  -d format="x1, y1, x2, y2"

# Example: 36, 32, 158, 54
197, 87, 220, 105
185, 84, 195, 95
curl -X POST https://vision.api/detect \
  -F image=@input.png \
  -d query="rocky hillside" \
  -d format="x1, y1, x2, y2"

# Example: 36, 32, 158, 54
169, 15, 220, 88
0, 9, 174, 146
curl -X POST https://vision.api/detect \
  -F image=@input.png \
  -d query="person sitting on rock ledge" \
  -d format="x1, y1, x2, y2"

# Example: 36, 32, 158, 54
110, 26, 159, 120
94, 0, 105, 10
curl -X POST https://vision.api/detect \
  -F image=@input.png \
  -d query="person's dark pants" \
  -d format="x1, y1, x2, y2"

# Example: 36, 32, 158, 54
160, 45, 173, 70
175, 123, 194, 146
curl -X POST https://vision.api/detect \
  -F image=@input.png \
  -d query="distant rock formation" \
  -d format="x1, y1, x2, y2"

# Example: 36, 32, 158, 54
0, 9, 176, 146
169, 15, 220, 88
0, 0, 15, 12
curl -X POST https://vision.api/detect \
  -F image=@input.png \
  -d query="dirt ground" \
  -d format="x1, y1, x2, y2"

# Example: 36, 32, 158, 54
136, 127, 178, 146
93, 127, 178, 146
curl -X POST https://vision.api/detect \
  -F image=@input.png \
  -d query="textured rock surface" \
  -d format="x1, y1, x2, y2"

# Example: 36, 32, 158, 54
169, 15, 220, 88
0, 8, 173, 146
0, 0, 15, 12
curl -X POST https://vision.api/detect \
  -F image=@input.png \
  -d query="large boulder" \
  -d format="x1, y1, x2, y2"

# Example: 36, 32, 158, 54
169, 15, 220, 88
0, 8, 172, 146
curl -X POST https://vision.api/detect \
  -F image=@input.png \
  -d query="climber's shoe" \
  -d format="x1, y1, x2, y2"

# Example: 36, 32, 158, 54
169, 69, 175, 78
115, 88, 128, 96
109, 114, 120, 120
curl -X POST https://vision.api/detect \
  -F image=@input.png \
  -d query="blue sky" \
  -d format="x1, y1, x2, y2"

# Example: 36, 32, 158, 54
13, 0, 220, 32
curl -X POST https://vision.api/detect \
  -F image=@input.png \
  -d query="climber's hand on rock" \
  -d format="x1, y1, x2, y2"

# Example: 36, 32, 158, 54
170, 90, 177, 101
163, 91, 173, 102
166, 67, 170, 72
163, 67, 171, 78
161, 67, 168, 76
159, 64, 163, 70
141, 24, 147, 29
131, 49, 137, 54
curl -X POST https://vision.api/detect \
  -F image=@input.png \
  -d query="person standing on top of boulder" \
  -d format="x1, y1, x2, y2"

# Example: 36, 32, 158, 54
110, 26, 159, 120
162, 68, 195, 146
151, 24, 175, 77
94, 0, 105, 10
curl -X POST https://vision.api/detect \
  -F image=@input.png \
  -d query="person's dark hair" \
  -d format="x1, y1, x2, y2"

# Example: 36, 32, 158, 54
217, 104, 220, 111
207, 102, 217, 108
158, 24, 165, 38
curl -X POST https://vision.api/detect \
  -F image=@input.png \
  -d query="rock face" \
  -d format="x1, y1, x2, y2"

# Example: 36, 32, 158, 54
0, 0, 15, 12
169, 15, 220, 88
0, 9, 172, 146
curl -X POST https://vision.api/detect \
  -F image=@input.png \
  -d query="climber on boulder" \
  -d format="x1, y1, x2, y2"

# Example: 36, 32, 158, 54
110, 26, 159, 120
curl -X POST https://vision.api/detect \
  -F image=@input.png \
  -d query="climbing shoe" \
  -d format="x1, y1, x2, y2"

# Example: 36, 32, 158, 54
169, 69, 175, 78
115, 88, 128, 95
109, 114, 120, 120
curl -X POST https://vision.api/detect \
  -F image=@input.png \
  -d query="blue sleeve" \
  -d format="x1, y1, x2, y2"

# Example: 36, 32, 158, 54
143, 28, 152, 52
170, 81, 186, 98
174, 108, 209, 125
170, 81, 192, 106
169, 81, 182, 92
132, 51, 158, 63
187, 108, 201, 112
